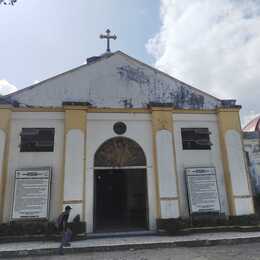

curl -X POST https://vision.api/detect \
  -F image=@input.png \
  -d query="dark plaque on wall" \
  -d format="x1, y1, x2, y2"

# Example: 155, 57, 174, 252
11, 168, 51, 220
113, 122, 127, 135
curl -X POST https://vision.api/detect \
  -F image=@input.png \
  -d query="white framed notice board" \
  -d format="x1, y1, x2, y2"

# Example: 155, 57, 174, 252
11, 168, 51, 220
185, 167, 221, 214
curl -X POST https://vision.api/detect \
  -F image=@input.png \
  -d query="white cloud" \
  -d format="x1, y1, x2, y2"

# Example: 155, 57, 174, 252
0, 79, 17, 95
146, 0, 260, 125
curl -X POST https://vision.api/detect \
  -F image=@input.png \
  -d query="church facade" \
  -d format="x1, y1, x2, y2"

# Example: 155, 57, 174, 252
0, 51, 254, 233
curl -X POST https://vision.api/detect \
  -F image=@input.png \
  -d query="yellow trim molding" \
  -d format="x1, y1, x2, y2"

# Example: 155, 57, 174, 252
11, 105, 217, 115
12, 107, 64, 112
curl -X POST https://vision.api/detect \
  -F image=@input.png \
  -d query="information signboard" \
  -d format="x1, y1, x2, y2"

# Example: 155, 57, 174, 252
11, 168, 51, 220
186, 167, 220, 214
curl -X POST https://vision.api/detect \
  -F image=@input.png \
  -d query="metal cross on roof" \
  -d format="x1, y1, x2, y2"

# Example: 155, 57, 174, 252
100, 29, 117, 53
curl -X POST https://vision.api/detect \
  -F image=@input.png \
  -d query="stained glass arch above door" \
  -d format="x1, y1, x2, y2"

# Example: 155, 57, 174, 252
94, 137, 146, 167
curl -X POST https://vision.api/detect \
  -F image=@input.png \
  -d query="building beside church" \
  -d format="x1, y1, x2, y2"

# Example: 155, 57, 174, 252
243, 116, 260, 195
0, 50, 255, 233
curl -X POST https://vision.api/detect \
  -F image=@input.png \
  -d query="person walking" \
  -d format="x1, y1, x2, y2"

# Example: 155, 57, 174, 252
58, 205, 72, 255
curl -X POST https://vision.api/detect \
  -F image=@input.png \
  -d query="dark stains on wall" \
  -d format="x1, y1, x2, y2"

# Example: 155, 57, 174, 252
117, 65, 205, 109
120, 98, 133, 108
173, 86, 204, 109
117, 65, 150, 85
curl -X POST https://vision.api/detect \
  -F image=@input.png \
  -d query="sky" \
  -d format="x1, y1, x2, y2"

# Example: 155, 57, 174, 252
0, 0, 160, 89
1, 0, 260, 125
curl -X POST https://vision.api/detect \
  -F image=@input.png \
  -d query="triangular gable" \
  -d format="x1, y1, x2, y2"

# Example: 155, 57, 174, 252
6, 51, 222, 109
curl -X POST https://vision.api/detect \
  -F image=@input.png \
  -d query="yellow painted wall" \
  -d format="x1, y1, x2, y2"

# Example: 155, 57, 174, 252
64, 109, 86, 134
0, 109, 11, 132
217, 108, 254, 215
151, 108, 173, 132
0, 108, 11, 222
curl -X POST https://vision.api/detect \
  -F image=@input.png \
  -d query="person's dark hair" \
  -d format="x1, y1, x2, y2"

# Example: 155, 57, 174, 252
65, 205, 72, 211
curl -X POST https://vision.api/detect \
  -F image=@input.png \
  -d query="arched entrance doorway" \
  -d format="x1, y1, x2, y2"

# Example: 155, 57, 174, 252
94, 137, 148, 232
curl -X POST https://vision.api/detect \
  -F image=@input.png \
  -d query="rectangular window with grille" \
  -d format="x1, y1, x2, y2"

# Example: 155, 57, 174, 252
20, 128, 55, 152
181, 128, 212, 150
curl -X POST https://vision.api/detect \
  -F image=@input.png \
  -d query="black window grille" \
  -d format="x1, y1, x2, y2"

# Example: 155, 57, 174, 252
20, 128, 55, 152
181, 128, 212, 150
245, 151, 251, 167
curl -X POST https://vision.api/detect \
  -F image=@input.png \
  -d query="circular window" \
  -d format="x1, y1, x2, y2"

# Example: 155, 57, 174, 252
113, 122, 127, 135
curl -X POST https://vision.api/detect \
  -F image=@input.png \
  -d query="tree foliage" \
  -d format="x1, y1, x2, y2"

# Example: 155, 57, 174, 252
0, 0, 18, 5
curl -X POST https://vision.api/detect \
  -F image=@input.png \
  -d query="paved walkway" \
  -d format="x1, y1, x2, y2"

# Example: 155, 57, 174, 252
1, 231, 260, 258
6, 242, 260, 260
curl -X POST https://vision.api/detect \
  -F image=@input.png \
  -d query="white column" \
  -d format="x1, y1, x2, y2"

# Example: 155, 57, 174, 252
63, 129, 85, 221
225, 130, 254, 215
156, 130, 180, 218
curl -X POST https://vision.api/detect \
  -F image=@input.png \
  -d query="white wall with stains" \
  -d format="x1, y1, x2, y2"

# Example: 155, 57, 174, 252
3, 112, 64, 222
8, 52, 221, 109
1, 109, 251, 227
172, 113, 229, 217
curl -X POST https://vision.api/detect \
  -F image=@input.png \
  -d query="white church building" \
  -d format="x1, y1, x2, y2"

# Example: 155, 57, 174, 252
0, 49, 254, 233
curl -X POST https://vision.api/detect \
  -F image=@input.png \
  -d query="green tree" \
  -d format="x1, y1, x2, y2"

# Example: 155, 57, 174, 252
0, 0, 18, 5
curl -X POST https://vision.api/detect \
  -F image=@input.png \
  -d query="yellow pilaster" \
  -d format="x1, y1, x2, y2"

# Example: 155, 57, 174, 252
151, 108, 173, 132
217, 107, 253, 215
151, 107, 179, 218
64, 108, 86, 134
0, 107, 12, 222
62, 107, 87, 217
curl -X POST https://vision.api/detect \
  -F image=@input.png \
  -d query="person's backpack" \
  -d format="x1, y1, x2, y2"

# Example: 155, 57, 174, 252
73, 214, 80, 223
55, 212, 65, 229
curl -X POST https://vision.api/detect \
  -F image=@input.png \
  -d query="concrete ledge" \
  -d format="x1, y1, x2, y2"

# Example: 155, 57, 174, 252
0, 233, 87, 244
2, 232, 260, 258
170, 225, 260, 235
